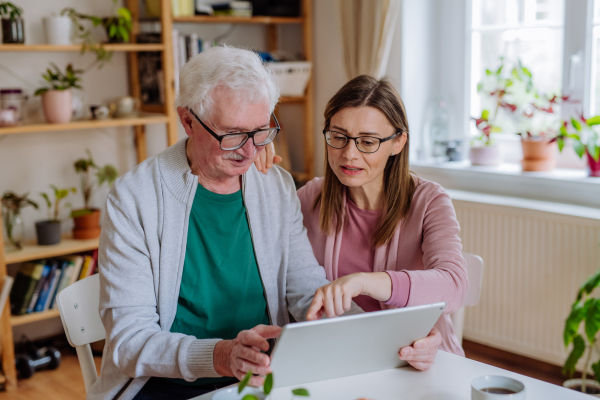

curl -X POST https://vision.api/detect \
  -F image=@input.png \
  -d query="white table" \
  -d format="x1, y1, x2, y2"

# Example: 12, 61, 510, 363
191, 351, 590, 400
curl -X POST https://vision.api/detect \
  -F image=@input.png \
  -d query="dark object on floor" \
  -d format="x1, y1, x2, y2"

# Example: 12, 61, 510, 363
15, 346, 61, 379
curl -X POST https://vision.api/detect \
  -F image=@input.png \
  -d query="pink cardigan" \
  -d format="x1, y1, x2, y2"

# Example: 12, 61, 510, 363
297, 177, 467, 356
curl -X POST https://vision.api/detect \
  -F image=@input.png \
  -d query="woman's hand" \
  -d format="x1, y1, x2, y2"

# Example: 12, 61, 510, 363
306, 272, 392, 320
399, 327, 442, 371
254, 142, 282, 174
213, 325, 281, 386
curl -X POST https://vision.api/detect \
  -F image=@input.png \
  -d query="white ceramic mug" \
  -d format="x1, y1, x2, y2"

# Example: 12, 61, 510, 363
471, 375, 526, 399
43, 16, 72, 45
114, 96, 140, 117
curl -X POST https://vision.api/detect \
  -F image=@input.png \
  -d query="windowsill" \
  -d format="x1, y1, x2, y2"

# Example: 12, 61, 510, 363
411, 160, 600, 209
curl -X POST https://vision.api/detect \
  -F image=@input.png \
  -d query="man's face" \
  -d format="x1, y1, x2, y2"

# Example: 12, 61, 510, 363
180, 87, 271, 181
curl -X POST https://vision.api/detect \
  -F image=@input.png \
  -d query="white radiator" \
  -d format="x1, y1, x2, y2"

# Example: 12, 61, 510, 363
453, 196, 600, 366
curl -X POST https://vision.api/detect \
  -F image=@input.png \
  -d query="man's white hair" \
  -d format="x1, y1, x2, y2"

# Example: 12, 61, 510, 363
175, 45, 280, 120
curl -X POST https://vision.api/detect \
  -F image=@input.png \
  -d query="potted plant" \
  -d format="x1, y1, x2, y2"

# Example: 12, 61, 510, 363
212, 371, 309, 400
0, 2, 24, 44
34, 63, 83, 124
71, 149, 118, 239
563, 268, 600, 395
1, 192, 38, 251
555, 116, 600, 177
43, 12, 72, 45
36, 185, 76, 246
470, 109, 502, 166
61, 0, 132, 67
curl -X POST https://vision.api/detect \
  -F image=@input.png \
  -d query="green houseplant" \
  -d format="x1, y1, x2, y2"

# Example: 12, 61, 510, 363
1, 192, 38, 251
0, 2, 24, 44
36, 185, 76, 246
563, 268, 600, 395
71, 149, 118, 239
61, 0, 132, 68
555, 116, 600, 177
34, 63, 83, 124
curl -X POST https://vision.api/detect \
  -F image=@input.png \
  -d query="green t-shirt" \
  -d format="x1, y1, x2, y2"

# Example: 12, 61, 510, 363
167, 183, 270, 386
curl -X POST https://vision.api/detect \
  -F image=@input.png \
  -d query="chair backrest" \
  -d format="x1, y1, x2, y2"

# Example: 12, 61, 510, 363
463, 253, 484, 307
57, 273, 105, 393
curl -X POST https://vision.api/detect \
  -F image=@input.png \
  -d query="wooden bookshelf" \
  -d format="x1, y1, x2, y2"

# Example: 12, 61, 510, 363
279, 96, 306, 104
0, 113, 169, 136
0, 43, 165, 52
11, 310, 61, 327
172, 15, 303, 24
5, 237, 99, 265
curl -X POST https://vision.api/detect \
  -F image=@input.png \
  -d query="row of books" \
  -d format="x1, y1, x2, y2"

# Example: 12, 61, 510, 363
172, 30, 216, 94
172, 0, 252, 17
9, 252, 98, 316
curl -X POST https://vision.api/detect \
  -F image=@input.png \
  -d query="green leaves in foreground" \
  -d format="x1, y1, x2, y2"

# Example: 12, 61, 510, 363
238, 371, 252, 394
238, 370, 309, 398
563, 334, 586, 378
292, 388, 310, 396
263, 373, 273, 395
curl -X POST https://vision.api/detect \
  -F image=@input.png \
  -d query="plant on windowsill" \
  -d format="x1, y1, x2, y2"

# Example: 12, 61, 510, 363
60, 0, 132, 68
212, 371, 310, 400
34, 63, 83, 124
36, 185, 76, 246
555, 116, 600, 178
0, 2, 24, 44
1, 192, 38, 251
70, 149, 118, 240
563, 268, 600, 395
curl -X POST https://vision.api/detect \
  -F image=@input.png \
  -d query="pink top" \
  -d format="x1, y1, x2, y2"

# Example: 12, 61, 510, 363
338, 197, 410, 312
297, 177, 467, 356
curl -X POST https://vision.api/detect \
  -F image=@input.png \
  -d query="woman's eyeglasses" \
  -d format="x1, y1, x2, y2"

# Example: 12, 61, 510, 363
323, 130, 400, 154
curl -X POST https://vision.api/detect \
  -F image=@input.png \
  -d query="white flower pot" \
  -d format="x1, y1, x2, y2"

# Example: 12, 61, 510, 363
469, 145, 502, 166
43, 16, 72, 45
563, 379, 600, 396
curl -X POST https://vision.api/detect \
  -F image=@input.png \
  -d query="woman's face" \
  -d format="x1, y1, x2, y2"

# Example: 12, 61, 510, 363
327, 106, 407, 190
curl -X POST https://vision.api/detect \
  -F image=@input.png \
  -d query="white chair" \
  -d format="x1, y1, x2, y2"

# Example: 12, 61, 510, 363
56, 274, 105, 393
450, 253, 484, 344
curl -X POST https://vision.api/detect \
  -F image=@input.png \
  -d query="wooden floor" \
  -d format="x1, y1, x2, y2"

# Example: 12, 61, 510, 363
0, 340, 571, 399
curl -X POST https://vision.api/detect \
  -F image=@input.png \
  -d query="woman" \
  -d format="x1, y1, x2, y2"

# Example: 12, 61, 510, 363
257, 75, 468, 370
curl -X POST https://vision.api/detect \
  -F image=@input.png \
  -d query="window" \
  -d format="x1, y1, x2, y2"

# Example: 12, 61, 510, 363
468, 0, 591, 167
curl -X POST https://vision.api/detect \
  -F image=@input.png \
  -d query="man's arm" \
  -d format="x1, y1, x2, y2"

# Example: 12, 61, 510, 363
99, 194, 220, 381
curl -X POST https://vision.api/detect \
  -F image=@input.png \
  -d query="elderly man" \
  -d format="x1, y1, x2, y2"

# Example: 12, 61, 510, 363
88, 46, 350, 400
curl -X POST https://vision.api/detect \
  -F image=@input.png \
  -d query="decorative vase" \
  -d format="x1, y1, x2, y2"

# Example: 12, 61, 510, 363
35, 220, 61, 246
587, 151, 600, 177
469, 145, 502, 166
520, 138, 556, 172
72, 209, 101, 239
41, 89, 72, 124
1, 17, 24, 44
43, 16, 72, 45
2, 206, 24, 251
563, 379, 600, 396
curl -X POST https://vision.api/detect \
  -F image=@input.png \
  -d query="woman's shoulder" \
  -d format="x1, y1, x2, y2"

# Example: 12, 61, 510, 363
412, 175, 448, 201
297, 177, 324, 204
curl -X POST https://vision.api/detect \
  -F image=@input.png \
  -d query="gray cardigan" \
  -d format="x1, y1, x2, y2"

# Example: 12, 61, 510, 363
88, 140, 340, 400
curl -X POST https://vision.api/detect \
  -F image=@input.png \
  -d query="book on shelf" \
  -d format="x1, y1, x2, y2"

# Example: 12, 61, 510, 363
9, 252, 98, 317
172, 30, 215, 82
9, 261, 45, 316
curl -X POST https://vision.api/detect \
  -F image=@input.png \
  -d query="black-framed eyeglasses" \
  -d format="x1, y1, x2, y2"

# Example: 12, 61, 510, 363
323, 130, 400, 153
188, 108, 280, 151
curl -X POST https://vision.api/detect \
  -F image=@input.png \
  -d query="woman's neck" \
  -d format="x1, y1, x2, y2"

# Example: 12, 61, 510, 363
346, 177, 384, 211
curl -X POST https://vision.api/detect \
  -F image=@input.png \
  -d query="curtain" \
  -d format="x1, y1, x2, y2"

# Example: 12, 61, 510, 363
338, 0, 401, 80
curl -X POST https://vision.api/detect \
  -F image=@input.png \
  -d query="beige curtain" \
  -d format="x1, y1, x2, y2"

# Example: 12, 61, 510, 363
338, 0, 401, 80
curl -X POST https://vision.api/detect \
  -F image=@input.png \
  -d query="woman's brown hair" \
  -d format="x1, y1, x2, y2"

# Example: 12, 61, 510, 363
314, 75, 416, 247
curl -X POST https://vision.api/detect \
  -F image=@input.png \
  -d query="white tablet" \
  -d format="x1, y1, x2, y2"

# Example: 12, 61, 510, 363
270, 302, 446, 388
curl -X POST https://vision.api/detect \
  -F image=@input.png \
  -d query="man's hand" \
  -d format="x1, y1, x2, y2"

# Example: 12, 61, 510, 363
306, 273, 392, 321
398, 327, 441, 371
254, 142, 282, 174
213, 325, 282, 386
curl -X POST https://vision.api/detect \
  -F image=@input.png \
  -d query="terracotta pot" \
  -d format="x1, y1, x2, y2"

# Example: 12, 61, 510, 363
520, 138, 556, 172
72, 209, 101, 239
41, 89, 72, 123
588, 150, 600, 177
563, 379, 600, 396
469, 145, 502, 166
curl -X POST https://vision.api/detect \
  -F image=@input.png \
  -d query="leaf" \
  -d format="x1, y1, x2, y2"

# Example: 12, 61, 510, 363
109, 24, 117, 38
70, 209, 94, 218
238, 371, 252, 394
496, 65, 503, 75
572, 118, 582, 131
578, 270, 600, 300
477, 83, 483, 92
481, 109, 489, 120
587, 116, 600, 126
557, 138, 565, 152
242, 396, 259, 400
586, 298, 600, 344
34, 88, 48, 96
485, 69, 492, 76
522, 67, 532, 78
573, 140, 586, 158
40, 192, 51, 209
563, 334, 586, 378
589, 142, 600, 162
263, 373, 273, 395
291, 388, 310, 396
565, 301, 586, 346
